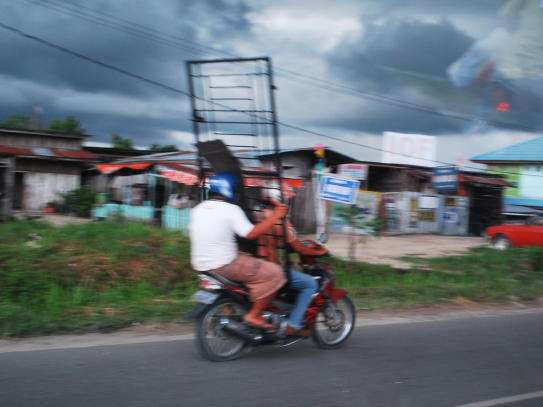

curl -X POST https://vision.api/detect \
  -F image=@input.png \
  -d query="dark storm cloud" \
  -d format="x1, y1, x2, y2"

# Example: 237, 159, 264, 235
79, 112, 193, 148
370, 0, 506, 15
1, 2, 188, 96
312, 99, 464, 135
0, 0, 252, 144
324, 8, 543, 134
328, 18, 473, 90
197, 0, 252, 40
324, 17, 475, 132
0, 0, 251, 96
362, 0, 507, 35
0, 0, 540, 147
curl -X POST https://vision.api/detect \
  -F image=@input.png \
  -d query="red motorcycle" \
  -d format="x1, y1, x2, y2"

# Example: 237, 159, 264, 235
188, 239, 356, 361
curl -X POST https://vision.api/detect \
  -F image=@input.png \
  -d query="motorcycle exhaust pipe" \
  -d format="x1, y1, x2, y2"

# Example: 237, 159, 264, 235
220, 318, 263, 344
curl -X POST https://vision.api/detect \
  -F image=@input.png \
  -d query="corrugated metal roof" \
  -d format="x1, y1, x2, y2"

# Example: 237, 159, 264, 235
471, 136, 543, 163
503, 204, 542, 215
50, 148, 97, 160
0, 127, 89, 139
0, 144, 97, 160
505, 197, 543, 208
0, 145, 29, 156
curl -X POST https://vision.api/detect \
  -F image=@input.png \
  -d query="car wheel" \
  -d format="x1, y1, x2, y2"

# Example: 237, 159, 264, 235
492, 234, 511, 251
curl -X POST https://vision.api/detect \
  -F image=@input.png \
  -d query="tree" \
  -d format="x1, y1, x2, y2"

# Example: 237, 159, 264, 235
149, 143, 178, 152
111, 133, 134, 150
0, 114, 32, 129
48, 116, 85, 134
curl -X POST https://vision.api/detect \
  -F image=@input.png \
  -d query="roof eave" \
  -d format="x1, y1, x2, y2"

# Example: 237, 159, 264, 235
472, 159, 543, 165
0, 127, 91, 139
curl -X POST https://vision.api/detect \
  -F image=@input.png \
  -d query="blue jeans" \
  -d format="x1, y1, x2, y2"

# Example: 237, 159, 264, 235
287, 271, 318, 329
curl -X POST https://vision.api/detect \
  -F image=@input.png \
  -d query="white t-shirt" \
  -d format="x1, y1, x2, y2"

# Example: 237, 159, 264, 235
189, 200, 254, 271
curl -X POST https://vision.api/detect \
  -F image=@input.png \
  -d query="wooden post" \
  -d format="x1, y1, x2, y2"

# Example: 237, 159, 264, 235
348, 204, 356, 271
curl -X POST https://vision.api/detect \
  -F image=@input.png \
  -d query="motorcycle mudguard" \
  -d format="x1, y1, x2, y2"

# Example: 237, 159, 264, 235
185, 302, 209, 321
330, 288, 347, 303
185, 291, 249, 321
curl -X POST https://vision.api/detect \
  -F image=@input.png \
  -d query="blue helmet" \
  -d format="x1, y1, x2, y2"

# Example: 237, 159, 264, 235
209, 172, 237, 200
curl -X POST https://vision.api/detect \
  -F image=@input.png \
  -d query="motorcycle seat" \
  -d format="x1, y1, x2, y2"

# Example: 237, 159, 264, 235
202, 271, 246, 289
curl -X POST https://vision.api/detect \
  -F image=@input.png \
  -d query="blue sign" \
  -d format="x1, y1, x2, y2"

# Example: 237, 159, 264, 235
319, 175, 360, 204
432, 166, 458, 192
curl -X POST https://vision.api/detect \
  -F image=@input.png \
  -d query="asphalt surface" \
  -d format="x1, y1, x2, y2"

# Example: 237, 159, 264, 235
2, 312, 543, 407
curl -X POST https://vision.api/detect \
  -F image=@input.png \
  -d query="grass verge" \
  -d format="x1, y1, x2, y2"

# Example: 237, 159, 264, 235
334, 247, 543, 310
0, 220, 196, 336
2, 220, 543, 336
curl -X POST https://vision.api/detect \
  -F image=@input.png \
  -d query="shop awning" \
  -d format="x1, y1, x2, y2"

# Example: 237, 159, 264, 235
243, 177, 305, 189
155, 164, 199, 185
96, 162, 152, 175
96, 160, 305, 188
459, 173, 510, 187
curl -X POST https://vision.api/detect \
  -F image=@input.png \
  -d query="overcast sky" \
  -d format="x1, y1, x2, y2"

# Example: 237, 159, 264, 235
0, 0, 541, 162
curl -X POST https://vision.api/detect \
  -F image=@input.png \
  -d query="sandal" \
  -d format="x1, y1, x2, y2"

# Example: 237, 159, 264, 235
242, 318, 274, 331
285, 326, 311, 337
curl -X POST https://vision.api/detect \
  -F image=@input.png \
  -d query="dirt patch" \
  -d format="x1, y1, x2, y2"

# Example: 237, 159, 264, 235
42, 214, 92, 227
14, 213, 92, 227
317, 234, 487, 268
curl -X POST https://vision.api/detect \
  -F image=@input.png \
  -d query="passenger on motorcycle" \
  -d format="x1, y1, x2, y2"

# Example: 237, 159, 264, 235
189, 172, 288, 330
255, 187, 319, 336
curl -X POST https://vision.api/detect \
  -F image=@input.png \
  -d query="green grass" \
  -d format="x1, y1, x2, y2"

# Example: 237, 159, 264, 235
333, 247, 543, 310
0, 220, 197, 336
2, 219, 543, 336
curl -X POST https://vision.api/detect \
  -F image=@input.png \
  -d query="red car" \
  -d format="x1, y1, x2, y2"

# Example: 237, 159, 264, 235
486, 216, 543, 250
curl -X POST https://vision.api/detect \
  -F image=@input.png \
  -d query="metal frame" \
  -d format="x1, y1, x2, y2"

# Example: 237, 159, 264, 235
186, 57, 292, 276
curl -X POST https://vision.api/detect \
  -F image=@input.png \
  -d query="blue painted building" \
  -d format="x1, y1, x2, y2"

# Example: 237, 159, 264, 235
472, 136, 543, 213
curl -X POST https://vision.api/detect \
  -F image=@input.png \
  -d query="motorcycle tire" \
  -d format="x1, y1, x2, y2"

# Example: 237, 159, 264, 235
312, 295, 356, 349
196, 298, 248, 362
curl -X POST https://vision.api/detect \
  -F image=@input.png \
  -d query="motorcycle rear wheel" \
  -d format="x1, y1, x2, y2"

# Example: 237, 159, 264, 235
196, 298, 248, 362
312, 296, 355, 349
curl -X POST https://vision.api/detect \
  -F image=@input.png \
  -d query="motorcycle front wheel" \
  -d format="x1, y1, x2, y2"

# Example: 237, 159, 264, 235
196, 298, 248, 362
312, 295, 355, 349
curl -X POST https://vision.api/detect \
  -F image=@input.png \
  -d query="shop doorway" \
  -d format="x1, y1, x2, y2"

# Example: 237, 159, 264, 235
13, 172, 25, 209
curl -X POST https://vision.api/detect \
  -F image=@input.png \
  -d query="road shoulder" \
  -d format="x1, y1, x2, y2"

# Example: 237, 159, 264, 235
2, 304, 543, 354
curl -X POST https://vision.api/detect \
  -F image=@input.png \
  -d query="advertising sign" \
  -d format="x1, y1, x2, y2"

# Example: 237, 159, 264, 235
338, 163, 368, 180
382, 132, 437, 167
329, 191, 381, 234
319, 175, 360, 204
432, 166, 458, 192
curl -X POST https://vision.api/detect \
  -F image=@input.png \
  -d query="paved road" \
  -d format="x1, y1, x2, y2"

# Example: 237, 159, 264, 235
2, 312, 543, 407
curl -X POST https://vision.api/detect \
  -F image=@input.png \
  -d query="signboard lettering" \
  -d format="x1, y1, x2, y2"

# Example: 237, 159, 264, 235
432, 166, 458, 192
319, 175, 360, 204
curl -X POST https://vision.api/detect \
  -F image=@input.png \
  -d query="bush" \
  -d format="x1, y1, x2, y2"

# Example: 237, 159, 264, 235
60, 186, 98, 218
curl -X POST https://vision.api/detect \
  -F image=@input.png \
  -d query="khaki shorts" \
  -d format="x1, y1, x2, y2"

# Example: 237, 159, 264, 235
212, 253, 286, 301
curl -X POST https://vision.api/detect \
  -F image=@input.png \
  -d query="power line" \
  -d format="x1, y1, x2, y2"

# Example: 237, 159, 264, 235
38, 0, 238, 58
21, 0, 210, 56
1, 20, 542, 181
23, 0, 543, 134
0, 22, 191, 96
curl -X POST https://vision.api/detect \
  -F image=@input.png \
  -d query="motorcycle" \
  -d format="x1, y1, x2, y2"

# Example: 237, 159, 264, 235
187, 239, 356, 361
